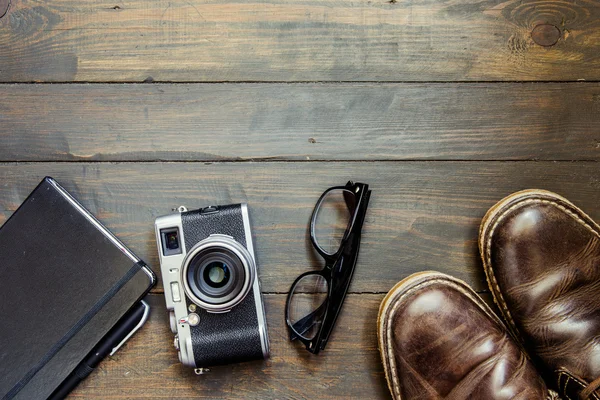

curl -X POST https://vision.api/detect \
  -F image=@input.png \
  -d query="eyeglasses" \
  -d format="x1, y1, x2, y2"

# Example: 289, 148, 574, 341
285, 181, 371, 354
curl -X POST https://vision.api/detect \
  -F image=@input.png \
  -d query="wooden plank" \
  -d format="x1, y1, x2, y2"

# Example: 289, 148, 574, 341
2, 83, 600, 161
2, 161, 600, 294
68, 294, 391, 399
69, 293, 497, 399
0, 0, 599, 82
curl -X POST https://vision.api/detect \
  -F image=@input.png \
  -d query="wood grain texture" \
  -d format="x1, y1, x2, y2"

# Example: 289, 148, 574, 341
1, 0, 596, 399
1, 0, 599, 82
68, 294, 391, 400
68, 293, 497, 399
2, 83, 600, 161
0, 0, 9, 19
1, 161, 600, 294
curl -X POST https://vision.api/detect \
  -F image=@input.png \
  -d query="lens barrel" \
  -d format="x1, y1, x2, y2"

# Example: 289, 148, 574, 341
181, 235, 255, 312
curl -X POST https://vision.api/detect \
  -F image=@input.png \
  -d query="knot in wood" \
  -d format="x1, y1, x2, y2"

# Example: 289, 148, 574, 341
0, 0, 9, 19
531, 24, 561, 47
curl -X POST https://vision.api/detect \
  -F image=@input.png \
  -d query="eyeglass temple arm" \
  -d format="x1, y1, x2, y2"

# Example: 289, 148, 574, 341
313, 223, 367, 346
290, 300, 328, 341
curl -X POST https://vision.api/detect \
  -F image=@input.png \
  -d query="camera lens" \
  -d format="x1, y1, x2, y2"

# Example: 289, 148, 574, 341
184, 245, 248, 307
203, 261, 230, 288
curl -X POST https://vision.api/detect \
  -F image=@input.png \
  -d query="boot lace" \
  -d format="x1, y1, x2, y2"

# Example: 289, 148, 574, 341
580, 376, 600, 399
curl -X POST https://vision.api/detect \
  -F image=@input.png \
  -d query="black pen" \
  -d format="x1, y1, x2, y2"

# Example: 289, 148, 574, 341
48, 300, 150, 400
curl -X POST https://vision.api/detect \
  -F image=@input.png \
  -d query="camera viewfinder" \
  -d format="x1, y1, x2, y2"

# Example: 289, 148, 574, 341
161, 228, 182, 256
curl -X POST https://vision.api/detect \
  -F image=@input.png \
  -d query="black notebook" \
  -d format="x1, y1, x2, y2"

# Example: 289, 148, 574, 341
0, 177, 156, 400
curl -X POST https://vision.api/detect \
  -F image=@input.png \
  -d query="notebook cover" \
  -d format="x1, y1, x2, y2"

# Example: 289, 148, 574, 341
0, 177, 155, 400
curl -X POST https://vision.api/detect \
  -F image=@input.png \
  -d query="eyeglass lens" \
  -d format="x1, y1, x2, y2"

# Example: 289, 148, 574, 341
288, 274, 329, 340
313, 189, 356, 255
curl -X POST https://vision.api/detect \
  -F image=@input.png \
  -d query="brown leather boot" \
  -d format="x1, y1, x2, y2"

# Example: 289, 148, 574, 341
378, 271, 549, 399
480, 189, 600, 400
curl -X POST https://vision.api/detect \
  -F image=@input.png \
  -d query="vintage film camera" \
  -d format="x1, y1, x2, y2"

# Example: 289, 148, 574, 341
155, 204, 269, 372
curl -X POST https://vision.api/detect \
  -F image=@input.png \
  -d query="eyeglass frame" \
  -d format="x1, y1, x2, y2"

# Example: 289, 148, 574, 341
285, 181, 371, 354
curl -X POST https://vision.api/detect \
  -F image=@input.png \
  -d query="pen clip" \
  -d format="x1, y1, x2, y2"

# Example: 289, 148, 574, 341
109, 300, 150, 356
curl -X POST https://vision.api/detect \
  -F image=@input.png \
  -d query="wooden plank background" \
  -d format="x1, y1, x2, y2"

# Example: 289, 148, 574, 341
1, 0, 600, 82
2, 161, 600, 296
69, 294, 391, 399
1, 83, 600, 161
1, 0, 599, 397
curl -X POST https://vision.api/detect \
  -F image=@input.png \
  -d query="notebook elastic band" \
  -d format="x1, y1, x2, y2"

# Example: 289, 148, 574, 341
2, 261, 144, 400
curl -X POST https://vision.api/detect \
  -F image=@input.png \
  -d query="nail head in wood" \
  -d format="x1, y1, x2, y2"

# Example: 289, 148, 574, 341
531, 24, 561, 47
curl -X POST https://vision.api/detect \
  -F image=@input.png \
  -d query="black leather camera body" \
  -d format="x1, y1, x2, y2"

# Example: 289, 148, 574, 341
155, 204, 269, 371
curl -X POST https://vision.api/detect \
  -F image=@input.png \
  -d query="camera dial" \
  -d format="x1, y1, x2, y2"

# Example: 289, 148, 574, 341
181, 234, 255, 313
